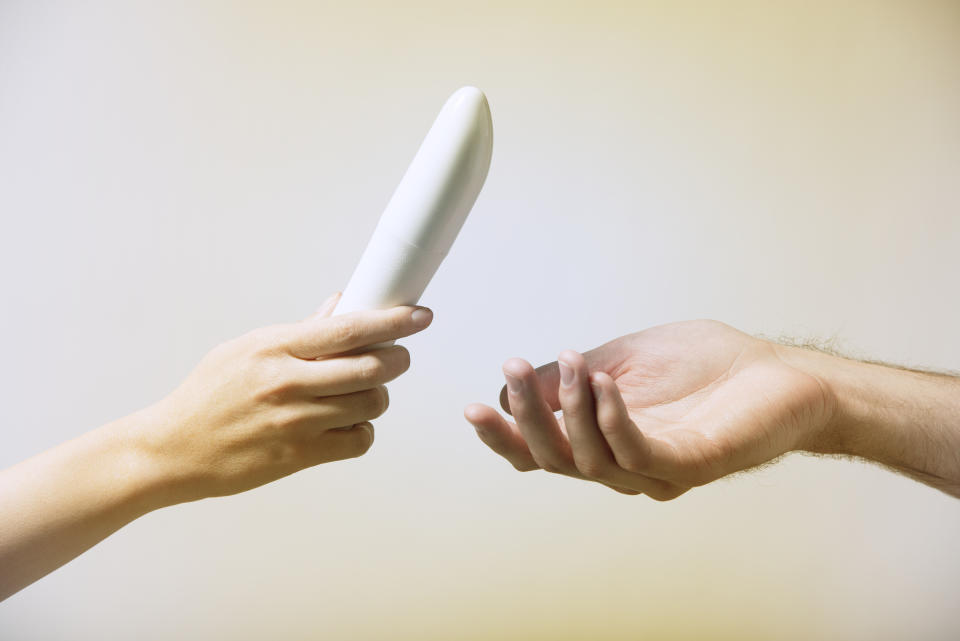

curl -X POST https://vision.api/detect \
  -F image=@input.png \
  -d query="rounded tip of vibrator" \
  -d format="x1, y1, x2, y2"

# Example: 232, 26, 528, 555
450, 85, 487, 106
448, 87, 491, 129
444, 86, 493, 171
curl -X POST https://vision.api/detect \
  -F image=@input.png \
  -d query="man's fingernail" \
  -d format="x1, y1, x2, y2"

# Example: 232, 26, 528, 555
591, 380, 603, 400
505, 373, 523, 395
411, 307, 433, 327
558, 360, 575, 387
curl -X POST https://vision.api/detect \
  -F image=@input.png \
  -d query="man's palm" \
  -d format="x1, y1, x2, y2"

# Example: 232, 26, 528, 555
496, 320, 832, 487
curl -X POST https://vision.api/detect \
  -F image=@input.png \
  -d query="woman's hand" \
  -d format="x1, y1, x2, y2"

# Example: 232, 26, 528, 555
0, 294, 432, 600
135, 294, 434, 503
465, 320, 835, 500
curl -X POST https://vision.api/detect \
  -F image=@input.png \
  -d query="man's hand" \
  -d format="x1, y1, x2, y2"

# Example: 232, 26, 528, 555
465, 320, 836, 500
467, 319, 960, 499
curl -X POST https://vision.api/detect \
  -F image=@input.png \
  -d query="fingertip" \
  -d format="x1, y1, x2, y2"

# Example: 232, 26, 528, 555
391, 344, 412, 373
322, 421, 375, 462
464, 404, 509, 438
463, 403, 489, 423
464, 405, 507, 443
410, 306, 433, 329
590, 371, 612, 385
588, 371, 605, 395
589, 371, 622, 407
356, 421, 375, 445
501, 357, 532, 378
557, 349, 584, 368
557, 350, 586, 391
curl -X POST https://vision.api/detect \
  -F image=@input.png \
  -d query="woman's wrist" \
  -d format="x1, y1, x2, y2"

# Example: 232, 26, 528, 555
107, 406, 188, 514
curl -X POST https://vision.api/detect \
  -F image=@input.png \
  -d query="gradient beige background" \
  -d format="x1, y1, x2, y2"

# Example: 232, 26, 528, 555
1, 1, 959, 639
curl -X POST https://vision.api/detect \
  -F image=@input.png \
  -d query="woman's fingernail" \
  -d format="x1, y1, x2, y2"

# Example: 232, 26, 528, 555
411, 307, 433, 327
505, 373, 523, 395
357, 422, 374, 442
558, 359, 575, 387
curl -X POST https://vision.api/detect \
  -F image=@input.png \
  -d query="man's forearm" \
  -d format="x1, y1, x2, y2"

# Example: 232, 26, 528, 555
0, 415, 169, 601
778, 344, 960, 497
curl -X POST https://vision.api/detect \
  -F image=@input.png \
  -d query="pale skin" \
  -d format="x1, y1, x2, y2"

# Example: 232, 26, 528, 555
465, 320, 960, 500
0, 293, 433, 601
5, 315, 958, 603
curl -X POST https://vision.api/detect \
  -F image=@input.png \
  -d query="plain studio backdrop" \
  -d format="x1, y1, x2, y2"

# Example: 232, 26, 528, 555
1, 1, 959, 639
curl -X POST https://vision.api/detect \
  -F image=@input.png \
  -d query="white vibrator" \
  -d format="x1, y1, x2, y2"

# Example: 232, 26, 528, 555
334, 86, 493, 316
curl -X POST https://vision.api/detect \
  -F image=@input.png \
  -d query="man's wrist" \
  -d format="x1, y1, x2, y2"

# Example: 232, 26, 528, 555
772, 344, 870, 456
774, 341, 960, 496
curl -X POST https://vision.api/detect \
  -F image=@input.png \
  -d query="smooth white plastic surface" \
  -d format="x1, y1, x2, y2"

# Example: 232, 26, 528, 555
334, 87, 493, 316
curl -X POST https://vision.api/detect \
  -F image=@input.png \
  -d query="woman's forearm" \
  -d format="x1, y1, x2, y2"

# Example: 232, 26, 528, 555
0, 303, 431, 601
0, 413, 168, 601
779, 344, 960, 497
